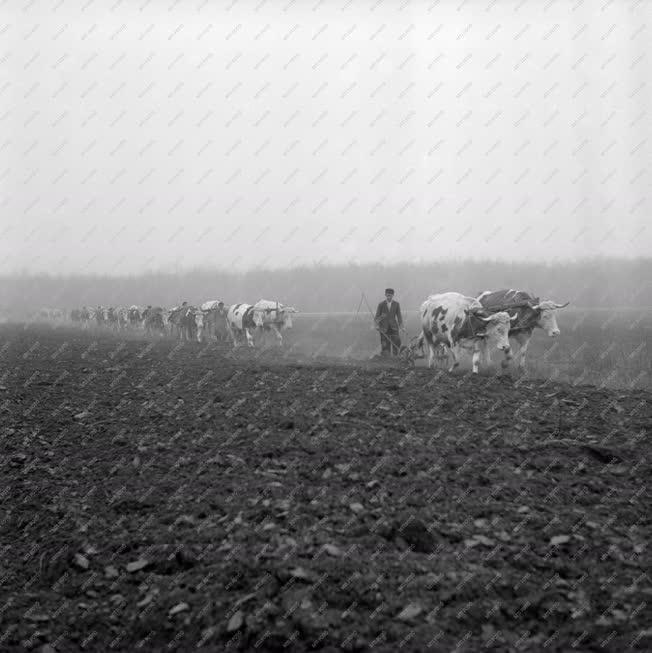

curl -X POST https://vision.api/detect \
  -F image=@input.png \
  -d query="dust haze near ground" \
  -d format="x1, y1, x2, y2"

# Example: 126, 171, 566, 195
4, 259, 651, 391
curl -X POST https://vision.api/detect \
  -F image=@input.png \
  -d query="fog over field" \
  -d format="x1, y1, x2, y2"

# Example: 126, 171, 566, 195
1, 0, 650, 276
1, 258, 651, 317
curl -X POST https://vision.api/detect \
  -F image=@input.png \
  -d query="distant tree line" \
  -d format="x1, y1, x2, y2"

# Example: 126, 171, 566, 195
1, 257, 650, 317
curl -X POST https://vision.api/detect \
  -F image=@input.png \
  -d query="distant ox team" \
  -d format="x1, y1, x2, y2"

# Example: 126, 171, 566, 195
65, 299, 299, 348
59, 285, 568, 373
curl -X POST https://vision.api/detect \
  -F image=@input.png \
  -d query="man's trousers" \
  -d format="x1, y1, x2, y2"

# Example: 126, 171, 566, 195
380, 329, 401, 356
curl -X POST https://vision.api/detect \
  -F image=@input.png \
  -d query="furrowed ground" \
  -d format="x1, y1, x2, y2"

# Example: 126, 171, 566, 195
1, 324, 651, 653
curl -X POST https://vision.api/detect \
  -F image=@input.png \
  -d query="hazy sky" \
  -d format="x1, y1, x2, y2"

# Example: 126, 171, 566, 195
1, 0, 650, 275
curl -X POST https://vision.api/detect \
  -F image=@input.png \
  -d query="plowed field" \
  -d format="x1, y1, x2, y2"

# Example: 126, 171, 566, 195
2, 324, 651, 652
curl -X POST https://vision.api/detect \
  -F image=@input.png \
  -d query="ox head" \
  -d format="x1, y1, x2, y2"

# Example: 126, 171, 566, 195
528, 300, 569, 336
477, 311, 518, 351
256, 303, 297, 329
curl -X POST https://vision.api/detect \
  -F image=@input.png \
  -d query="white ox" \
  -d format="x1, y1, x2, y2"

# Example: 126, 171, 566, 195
477, 289, 569, 369
251, 299, 297, 346
420, 292, 517, 374
226, 300, 298, 347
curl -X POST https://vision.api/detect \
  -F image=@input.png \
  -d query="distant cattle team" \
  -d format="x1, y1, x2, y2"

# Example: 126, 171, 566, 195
63, 299, 299, 349
47, 287, 568, 373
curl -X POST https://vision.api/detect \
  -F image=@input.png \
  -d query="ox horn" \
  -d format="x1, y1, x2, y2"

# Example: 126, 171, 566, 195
554, 301, 570, 309
510, 314, 518, 322
478, 315, 492, 322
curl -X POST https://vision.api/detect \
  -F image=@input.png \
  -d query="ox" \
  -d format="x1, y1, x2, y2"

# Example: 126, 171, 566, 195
143, 307, 166, 336
105, 307, 119, 330
127, 305, 142, 328
168, 304, 201, 341
117, 307, 129, 330
226, 303, 257, 347
162, 308, 174, 336
95, 306, 106, 327
420, 292, 517, 374
477, 289, 569, 370
251, 300, 297, 346
166, 305, 182, 338
193, 310, 205, 342
166, 306, 180, 337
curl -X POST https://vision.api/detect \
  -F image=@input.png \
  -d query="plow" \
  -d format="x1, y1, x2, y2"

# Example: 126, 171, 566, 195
399, 333, 449, 368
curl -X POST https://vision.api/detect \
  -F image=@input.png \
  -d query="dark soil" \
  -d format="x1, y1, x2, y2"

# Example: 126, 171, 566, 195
1, 324, 651, 652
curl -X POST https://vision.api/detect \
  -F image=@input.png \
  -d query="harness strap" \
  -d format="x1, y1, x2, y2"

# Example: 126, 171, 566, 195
464, 312, 488, 339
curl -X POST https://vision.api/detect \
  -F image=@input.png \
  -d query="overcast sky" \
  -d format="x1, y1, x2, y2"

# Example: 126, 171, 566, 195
1, 0, 650, 275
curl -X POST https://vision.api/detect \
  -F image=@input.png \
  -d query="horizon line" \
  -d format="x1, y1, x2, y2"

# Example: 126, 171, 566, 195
2, 254, 652, 280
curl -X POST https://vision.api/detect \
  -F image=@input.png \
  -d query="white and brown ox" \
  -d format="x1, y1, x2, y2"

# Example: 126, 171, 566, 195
420, 292, 517, 374
226, 303, 257, 347
226, 300, 297, 347
477, 289, 569, 370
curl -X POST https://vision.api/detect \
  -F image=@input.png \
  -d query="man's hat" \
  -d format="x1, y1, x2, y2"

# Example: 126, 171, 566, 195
385, 288, 395, 294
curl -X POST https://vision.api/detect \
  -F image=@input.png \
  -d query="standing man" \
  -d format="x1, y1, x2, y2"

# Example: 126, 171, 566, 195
374, 288, 405, 357
216, 301, 229, 341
